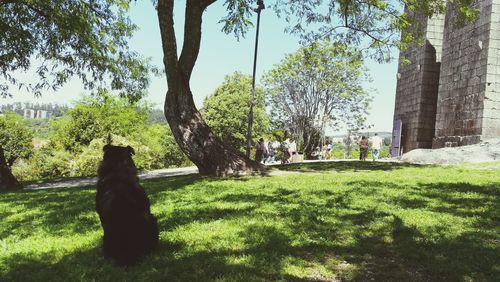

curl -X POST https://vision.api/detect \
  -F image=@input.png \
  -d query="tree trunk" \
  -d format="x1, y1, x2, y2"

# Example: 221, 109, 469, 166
158, 0, 262, 176
0, 146, 21, 190
164, 80, 262, 176
302, 128, 321, 159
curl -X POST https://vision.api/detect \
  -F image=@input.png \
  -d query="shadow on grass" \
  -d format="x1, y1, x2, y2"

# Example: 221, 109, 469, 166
0, 174, 203, 240
1, 172, 498, 281
275, 161, 433, 173
0, 186, 98, 239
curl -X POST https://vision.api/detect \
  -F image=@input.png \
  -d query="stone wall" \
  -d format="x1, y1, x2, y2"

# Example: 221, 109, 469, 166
482, 1, 500, 139
393, 0, 500, 152
393, 14, 445, 153
433, 0, 500, 147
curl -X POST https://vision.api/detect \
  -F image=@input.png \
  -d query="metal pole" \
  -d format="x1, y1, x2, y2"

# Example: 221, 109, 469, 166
245, 0, 265, 158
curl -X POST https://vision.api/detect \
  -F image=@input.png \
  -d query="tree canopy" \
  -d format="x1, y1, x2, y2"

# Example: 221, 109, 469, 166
0, 0, 152, 101
263, 41, 372, 155
202, 72, 269, 153
220, 0, 480, 61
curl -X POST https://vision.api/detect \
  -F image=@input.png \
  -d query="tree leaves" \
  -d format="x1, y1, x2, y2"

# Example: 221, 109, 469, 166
262, 41, 372, 149
218, 0, 480, 62
0, 0, 153, 101
202, 72, 269, 152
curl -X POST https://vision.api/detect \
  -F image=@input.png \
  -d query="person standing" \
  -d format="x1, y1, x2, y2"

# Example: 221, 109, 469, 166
255, 138, 265, 163
288, 140, 297, 163
370, 133, 383, 161
358, 136, 369, 161
265, 139, 276, 163
281, 138, 290, 164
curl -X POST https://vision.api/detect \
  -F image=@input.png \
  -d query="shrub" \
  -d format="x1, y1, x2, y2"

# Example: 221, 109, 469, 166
12, 147, 73, 181
0, 112, 34, 166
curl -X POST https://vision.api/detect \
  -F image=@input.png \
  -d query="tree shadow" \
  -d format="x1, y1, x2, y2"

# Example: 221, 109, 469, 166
1, 174, 498, 281
274, 161, 434, 173
0, 187, 99, 239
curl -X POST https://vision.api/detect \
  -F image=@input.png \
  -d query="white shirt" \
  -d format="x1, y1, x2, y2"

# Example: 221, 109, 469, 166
371, 136, 383, 150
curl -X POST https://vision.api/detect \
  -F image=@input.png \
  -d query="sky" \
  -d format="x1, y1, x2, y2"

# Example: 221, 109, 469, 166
1, 1, 399, 133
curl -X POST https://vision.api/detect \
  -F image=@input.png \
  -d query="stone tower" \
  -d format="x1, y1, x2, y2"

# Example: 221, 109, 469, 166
393, 0, 500, 153
393, 13, 445, 152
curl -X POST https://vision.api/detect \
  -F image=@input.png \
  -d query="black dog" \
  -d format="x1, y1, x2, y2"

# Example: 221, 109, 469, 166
96, 144, 159, 265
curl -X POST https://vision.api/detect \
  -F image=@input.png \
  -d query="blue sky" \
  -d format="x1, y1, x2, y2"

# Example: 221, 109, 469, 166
1, 1, 399, 132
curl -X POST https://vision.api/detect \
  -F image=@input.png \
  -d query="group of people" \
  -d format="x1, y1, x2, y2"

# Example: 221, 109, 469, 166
358, 133, 383, 161
255, 133, 384, 163
255, 138, 297, 164
312, 143, 334, 160
255, 138, 279, 164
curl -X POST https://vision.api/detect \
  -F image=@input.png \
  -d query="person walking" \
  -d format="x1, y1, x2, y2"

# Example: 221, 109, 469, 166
358, 136, 369, 161
370, 133, 383, 161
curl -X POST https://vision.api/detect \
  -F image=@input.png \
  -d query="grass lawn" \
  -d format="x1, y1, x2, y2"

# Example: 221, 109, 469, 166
1, 161, 499, 281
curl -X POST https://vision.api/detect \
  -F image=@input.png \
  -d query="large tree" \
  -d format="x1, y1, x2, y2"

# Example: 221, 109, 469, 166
263, 41, 372, 157
1, 1, 479, 179
155, 0, 478, 175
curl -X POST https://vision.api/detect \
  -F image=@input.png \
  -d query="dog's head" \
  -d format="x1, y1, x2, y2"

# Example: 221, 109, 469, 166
101, 144, 136, 169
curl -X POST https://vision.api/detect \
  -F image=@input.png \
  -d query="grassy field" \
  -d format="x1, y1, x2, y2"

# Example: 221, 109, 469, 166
1, 161, 499, 281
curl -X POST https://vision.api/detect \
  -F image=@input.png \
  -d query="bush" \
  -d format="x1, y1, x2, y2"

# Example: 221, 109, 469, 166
131, 124, 190, 169
12, 147, 72, 181
48, 94, 149, 152
0, 112, 34, 166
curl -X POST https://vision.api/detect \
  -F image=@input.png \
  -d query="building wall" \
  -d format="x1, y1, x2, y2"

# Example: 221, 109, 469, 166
482, 1, 500, 138
433, 0, 500, 147
394, 0, 500, 152
394, 14, 445, 153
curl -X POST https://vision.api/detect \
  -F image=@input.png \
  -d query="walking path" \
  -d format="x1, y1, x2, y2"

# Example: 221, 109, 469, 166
23, 158, 397, 190
24, 166, 199, 190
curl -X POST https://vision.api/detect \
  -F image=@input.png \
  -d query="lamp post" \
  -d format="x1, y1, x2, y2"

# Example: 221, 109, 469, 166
245, 0, 265, 158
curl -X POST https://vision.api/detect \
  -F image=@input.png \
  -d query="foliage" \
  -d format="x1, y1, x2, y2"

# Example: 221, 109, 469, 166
146, 108, 168, 125
15, 131, 190, 181
220, 0, 480, 62
9, 94, 190, 181
0, 112, 33, 166
1, 162, 499, 280
25, 119, 51, 139
0, 0, 153, 100
15, 147, 73, 181
202, 72, 269, 153
131, 124, 191, 169
48, 93, 148, 152
263, 41, 372, 156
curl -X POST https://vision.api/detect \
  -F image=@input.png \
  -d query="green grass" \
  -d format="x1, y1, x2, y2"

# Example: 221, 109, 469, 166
1, 162, 499, 281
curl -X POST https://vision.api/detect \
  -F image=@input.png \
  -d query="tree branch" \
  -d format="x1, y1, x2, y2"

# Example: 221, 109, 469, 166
157, 0, 180, 87
20, 2, 52, 19
178, 0, 216, 80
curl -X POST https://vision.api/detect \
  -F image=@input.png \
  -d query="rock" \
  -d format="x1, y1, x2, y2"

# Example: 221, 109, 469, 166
400, 138, 500, 164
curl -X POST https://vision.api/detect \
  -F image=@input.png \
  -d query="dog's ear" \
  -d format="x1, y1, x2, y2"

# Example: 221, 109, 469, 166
127, 145, 135, 155
103, 144, 112, 152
